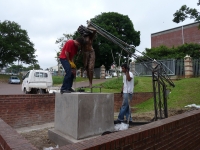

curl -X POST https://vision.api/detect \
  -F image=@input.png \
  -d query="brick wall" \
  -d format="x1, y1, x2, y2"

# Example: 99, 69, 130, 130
58, 109, 200, 150
0, 93, 152, 128
1, 110, 199, 150
114, 92, 153, 112
0, 118, 37, 150
0, 95, 200, 149
0, 94, 55, 128
151, 22, 200, 48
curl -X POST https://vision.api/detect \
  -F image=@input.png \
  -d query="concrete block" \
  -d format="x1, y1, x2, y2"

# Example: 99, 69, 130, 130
48, 128, 73, 146
54, 93, 114, 140
48, 128, 100, 147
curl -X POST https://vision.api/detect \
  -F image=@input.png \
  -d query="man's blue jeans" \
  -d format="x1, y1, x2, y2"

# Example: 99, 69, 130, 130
118, 93, 133, 121
60, 58, 74, 91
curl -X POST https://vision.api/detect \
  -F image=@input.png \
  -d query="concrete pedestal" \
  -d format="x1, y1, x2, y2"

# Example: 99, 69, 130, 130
51, 93, 114, 142
48, 128, 100, 147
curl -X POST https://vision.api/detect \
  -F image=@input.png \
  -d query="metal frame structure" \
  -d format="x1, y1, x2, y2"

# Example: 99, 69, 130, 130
87, 21, 175, 121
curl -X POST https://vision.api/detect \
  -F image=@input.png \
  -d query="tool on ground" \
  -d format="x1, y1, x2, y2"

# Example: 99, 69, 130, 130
77, 85, 102, 93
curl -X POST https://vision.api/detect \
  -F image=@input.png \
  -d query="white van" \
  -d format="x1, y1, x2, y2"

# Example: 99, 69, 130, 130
22, 70, 53, 94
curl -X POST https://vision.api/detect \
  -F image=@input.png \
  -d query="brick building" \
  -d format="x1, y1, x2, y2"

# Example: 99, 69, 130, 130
151, 22, 200, 48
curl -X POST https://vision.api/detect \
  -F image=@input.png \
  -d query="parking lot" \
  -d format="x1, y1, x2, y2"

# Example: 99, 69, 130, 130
0, 82, 23, 95
0, 78, 109, 95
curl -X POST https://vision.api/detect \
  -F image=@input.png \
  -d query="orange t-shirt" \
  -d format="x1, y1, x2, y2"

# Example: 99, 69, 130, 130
59, 40, 77, 60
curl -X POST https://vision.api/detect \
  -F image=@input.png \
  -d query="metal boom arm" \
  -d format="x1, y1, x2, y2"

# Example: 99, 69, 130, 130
87, 21, 175, 120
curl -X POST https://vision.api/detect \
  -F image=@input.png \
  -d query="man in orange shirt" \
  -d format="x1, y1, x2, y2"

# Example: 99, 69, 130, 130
59, 37, 84, 93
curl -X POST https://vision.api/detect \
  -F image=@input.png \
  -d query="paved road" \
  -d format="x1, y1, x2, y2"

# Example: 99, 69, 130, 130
0, 79, 110, 95
0, 82, 23, 95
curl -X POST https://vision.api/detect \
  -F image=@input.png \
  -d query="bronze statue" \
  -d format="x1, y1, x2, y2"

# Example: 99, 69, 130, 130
78, 24, 97, 88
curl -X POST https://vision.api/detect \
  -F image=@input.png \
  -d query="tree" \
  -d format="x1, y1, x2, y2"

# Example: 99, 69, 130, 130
56, 12, 140, 70
0, 20, 38, 68
55, 30, 92, 70
138, 43, 200, 61
55, 33, 74, 75
173, 5, 200, 28
26, 64, 41, 70
6, 64, 23, 73
6, 63, 41, 73
55, 50, 61, 75
89, 12, 140, 70
55, 33, 74, 50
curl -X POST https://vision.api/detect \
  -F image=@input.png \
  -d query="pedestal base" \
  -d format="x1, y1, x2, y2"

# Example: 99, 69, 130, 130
53, 93, 114, 140
48, 128, 100, 147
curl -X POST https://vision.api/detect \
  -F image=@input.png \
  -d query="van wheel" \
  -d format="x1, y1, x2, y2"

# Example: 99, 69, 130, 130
37, 89, 44, 94
24, 88, 28, 94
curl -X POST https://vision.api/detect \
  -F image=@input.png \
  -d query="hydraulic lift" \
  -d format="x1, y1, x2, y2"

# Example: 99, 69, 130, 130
80, 20, 175, 122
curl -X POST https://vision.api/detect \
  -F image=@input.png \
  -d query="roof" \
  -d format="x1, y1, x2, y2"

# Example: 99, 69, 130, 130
151, 22, 200, 36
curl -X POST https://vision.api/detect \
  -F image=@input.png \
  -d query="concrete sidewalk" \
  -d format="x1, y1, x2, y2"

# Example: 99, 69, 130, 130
15, 112, 119, 134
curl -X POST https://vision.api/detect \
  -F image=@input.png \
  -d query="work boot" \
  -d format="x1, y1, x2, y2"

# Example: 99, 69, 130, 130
60, 90, 71, 94
114, 120, 122, 124
70, 88, 75, 92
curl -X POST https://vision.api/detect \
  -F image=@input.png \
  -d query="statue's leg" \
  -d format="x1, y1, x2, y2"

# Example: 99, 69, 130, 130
88, 50, 95, 88
83, 51, 89, 79
83, 51, 88, 70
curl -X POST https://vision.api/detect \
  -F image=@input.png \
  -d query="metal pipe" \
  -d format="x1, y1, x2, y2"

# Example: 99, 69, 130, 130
182, 25, 184, 44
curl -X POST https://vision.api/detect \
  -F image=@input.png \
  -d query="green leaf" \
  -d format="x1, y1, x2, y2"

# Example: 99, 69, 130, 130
0, 20, 37, 67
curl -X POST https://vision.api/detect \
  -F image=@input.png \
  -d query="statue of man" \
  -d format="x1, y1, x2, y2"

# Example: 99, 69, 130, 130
78, 24, 97, 88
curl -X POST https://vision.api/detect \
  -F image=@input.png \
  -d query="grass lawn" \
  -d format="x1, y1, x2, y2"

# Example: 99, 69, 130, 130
52, 76, 88, 85
85, 76, 153, 93
135, 77, 200, 113
168, 78, 200, 108
84, 76, 200, 113
0, 74, 22, 82
84, 77, 124, 93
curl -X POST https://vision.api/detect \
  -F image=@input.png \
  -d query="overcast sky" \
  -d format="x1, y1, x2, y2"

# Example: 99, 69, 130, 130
0, 0, 198, 69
